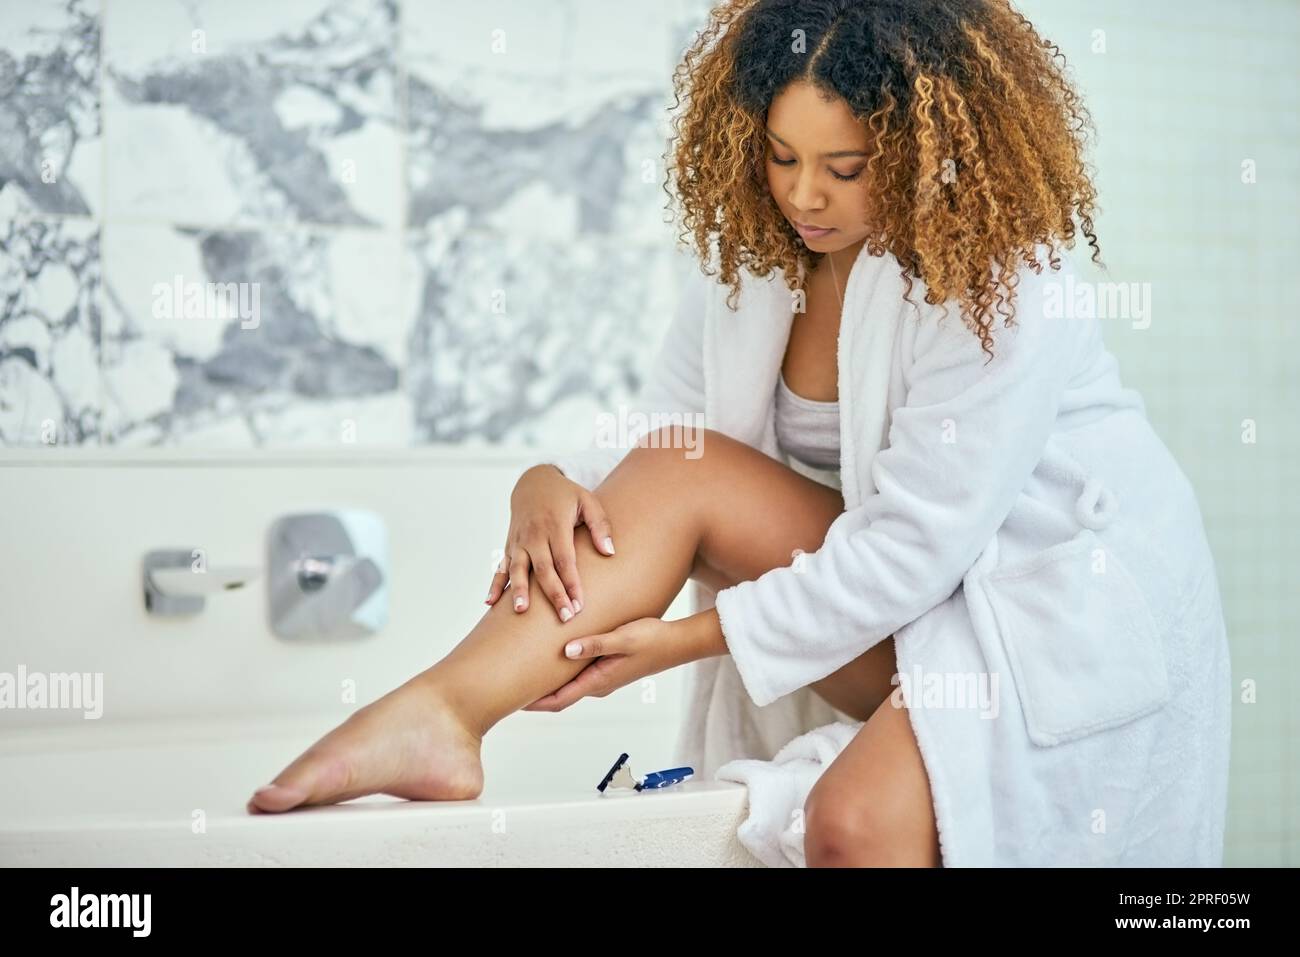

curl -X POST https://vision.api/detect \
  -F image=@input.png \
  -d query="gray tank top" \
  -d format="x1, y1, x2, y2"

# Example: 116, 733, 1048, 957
774, 370, 841, 473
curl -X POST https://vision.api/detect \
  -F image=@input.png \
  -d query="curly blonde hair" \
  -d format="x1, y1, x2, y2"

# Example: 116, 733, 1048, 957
664, 0, 1103, 359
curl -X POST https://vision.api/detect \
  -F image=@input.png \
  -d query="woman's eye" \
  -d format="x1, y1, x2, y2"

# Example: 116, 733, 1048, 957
769, 153, 862, 182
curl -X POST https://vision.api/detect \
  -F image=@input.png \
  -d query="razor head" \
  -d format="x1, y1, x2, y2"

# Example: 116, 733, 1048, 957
597, 752, 637, 792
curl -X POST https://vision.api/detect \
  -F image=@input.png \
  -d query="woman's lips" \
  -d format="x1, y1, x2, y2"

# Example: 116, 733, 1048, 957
793, 220, 835, 239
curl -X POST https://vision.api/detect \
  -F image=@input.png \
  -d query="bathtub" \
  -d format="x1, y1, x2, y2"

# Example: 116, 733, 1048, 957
0, 712, 760, 867
0, 453, 762, 867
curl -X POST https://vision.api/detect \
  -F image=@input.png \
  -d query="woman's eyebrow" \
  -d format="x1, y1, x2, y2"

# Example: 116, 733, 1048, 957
766, 128, 869, 158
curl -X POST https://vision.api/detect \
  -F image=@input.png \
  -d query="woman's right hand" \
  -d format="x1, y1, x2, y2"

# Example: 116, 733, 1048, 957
486, 464, 617, 622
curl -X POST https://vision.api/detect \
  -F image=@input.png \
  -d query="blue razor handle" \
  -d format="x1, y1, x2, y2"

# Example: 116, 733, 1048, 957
636, 767, 694, 790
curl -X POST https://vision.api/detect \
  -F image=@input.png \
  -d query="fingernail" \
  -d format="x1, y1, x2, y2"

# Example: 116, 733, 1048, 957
254, 785, 278, 795
565, 641, 582, 658
573, 599, 582, 614
603, 537, 615, 555
560, 606, 573, 622
514, 596, 526, 611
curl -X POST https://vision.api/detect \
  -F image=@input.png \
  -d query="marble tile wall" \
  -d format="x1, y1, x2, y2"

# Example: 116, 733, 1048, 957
0, 0, 712, 448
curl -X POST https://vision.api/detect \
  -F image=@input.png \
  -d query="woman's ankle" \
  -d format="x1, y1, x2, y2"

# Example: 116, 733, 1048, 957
405, 669, 491, 742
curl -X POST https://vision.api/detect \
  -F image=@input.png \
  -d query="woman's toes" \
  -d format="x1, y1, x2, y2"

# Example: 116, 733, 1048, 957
247, 783, 308, 814
247, 747, 353, 813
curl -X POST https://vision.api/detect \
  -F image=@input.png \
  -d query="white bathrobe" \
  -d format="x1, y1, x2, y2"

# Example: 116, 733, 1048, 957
529, 242, 1232, 867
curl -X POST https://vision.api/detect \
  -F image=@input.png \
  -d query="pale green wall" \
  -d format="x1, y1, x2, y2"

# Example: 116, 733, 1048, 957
1017, 0, 1299, 866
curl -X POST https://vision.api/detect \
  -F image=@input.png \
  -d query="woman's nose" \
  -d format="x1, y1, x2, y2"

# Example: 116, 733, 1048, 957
788, 171, 826, 215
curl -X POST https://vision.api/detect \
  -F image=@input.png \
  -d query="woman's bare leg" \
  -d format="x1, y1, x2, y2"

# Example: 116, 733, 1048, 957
683, 475, 938, 867
248, 426, 898, 813
803, 694, 942, 867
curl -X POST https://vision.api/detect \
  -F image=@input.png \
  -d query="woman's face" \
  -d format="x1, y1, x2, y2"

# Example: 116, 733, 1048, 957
762, 79, 875, 254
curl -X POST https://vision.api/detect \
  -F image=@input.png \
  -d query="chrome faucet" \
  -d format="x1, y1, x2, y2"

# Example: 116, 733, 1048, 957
142, 510, 388, 640
143, 549, 261, 616
267, 512, 388, 640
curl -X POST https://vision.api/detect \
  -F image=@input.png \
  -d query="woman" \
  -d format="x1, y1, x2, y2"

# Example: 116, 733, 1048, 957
248, 0, 1232, 868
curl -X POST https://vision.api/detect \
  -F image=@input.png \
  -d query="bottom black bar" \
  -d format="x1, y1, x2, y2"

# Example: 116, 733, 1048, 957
0, 866, 1282, 943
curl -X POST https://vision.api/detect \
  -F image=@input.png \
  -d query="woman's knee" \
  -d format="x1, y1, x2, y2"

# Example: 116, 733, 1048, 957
802, 720, 941, 868
625, 424, 842, 586
629, 425, 737, 466
802, 783, 895, 867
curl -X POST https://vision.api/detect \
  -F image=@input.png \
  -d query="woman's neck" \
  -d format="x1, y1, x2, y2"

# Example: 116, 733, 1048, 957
819, 238, 866, 279
811, 238, 867, 302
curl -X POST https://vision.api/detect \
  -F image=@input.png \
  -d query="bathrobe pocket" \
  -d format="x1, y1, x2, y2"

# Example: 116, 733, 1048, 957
974, 528, 1170, 747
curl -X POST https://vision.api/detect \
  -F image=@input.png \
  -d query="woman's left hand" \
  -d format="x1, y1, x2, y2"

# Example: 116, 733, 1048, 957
522, 616, 691, 712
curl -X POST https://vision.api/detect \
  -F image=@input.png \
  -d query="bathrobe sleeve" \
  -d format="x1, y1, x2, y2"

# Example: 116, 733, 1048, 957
524, 267, 710, 492
714, 267, 1087, 707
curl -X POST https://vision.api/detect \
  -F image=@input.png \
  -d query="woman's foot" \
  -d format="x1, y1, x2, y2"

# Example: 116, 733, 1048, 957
246, 676, 485, 814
